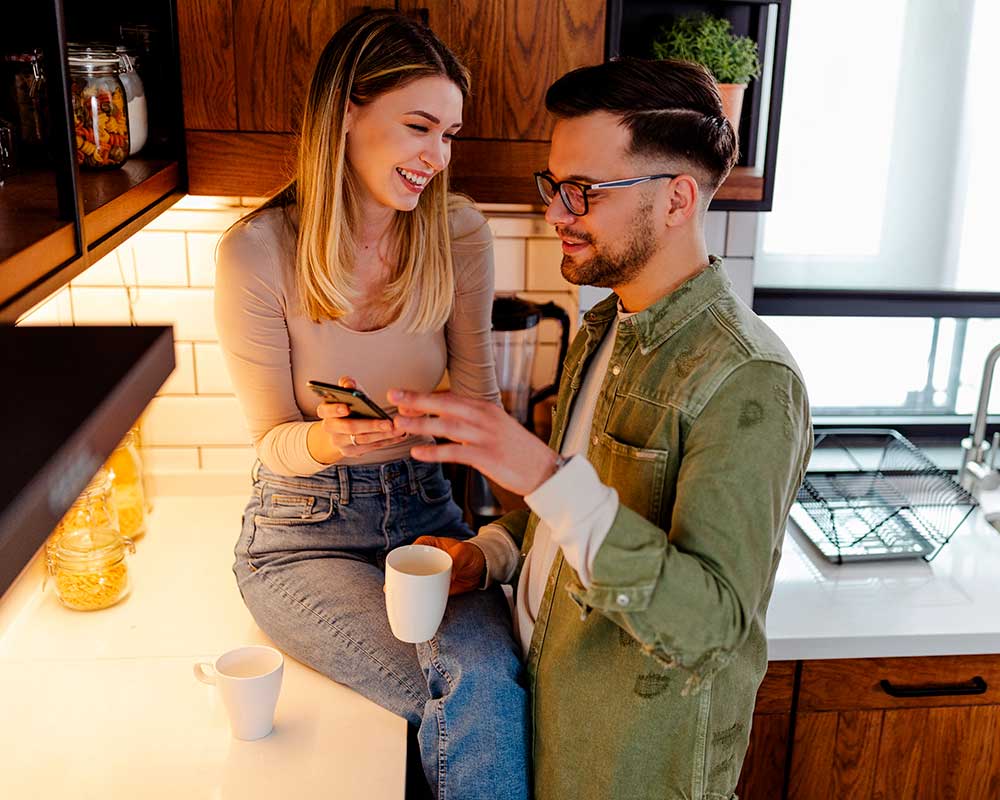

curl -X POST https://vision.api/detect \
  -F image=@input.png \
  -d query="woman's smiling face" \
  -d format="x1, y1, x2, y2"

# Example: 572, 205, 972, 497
345, 75, 464, 212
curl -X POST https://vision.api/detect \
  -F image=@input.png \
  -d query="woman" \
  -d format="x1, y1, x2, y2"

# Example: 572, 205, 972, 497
214, 11, 528, 799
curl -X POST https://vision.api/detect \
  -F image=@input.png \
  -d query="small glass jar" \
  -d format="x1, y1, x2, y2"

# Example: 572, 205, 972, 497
105, 427, 147, 540
115, 46, 146, 155
47, 467, 120, 563
68, 51, 129, 169
48, 527, 134, 611
2, 49, 49, 161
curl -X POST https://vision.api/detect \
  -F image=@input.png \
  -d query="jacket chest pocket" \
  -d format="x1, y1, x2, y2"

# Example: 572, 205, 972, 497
255, 486, 336, 526
589, 432, 670, 524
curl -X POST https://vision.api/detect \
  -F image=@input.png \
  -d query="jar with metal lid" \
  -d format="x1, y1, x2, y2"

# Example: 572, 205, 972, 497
68, 51, 129, 169
115, 46, 146, 155
105, 427, 147, 540
48, 527, 134, 611
2, 49, 49, 161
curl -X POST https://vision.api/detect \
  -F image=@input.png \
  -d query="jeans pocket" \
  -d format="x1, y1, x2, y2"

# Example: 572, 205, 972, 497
254, 483, 337, 527
415, 466, 453, 506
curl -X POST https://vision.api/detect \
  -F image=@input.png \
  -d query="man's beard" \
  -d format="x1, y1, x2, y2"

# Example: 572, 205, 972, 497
558, 204, 656, 288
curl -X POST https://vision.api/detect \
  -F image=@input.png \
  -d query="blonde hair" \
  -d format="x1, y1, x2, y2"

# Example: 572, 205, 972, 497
245, 11, 473, 332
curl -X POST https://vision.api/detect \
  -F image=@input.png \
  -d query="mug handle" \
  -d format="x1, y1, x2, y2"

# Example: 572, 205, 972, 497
193, 661, 217, 684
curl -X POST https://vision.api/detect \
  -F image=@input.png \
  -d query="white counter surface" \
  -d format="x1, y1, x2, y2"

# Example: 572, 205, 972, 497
3, 492, 1000, 798
768, 510, 1000, 660
0, 496, 405, 800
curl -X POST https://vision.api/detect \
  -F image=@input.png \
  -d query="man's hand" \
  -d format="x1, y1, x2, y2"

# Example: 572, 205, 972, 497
413, 536, 486, 595
388, 389, 559, 496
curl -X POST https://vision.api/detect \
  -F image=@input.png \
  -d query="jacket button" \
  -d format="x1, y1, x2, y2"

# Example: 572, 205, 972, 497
616, 594, 630, 607
611, 364, 621, 375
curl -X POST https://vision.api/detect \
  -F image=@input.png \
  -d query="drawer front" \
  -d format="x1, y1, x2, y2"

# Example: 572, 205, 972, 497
799, 655, 1000, 712
754, 660, 796, 714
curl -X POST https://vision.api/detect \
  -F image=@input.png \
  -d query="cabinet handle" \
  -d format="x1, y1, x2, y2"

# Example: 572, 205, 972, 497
879, 675, 987, 698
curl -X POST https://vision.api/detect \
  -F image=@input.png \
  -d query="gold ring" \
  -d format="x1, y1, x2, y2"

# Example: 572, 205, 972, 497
349, 434, 358, 446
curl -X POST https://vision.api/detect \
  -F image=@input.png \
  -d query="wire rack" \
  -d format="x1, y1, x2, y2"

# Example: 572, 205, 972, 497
793, 428, 977, 564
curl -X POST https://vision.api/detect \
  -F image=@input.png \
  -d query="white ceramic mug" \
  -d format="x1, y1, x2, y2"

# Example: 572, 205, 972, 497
385, 544, 453, 643
194, 645, 284, 740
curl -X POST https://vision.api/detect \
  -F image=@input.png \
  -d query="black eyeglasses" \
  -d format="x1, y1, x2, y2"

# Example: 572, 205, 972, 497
534, 171, 678, 216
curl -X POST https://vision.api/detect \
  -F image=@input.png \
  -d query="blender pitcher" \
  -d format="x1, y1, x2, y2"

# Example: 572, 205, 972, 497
491, 295, 570, 430
463, 295, 570, 526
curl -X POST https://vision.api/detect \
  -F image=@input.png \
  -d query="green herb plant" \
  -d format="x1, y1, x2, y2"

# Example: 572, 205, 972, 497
651, 14, 762, 85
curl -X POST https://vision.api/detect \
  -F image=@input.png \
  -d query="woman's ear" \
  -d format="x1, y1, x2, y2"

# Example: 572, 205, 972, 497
664, 175, 700, 228
344, 101, 357, 134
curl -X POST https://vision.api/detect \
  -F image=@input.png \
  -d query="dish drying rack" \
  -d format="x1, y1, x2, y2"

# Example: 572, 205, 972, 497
792, 429, 977, 564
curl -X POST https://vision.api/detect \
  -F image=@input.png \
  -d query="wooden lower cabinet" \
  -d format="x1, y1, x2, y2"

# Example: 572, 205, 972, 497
737, 661, 795, 799
787, 655, 1000, 799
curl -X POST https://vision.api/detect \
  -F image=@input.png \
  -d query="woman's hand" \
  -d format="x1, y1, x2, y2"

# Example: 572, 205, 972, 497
311, 376, 408, 461
413, 535, 486, 595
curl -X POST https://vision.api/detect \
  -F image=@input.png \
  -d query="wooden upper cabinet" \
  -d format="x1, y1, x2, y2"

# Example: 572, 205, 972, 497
178, 0, 605, 200
401, 0, 604, 141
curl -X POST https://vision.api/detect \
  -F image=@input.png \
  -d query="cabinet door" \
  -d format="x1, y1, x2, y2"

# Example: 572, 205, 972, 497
736, 661, 794, 800
789, 656, 1000, 799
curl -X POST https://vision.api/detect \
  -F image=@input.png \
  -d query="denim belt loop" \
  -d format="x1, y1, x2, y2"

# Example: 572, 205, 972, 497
404, 459, 418, 495
336, 465, 351, 505
251, 459, 261, 482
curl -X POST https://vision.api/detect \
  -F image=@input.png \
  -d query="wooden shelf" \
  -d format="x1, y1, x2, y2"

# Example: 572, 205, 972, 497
0, 157, 183, 322
79, 158, 180, 246
0, 325, 175, 598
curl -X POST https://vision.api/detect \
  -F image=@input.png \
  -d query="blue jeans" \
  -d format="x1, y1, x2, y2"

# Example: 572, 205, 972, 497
233, 458, 529, 800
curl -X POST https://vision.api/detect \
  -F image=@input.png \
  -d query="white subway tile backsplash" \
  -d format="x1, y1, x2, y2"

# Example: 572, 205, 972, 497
141, 446, 201, 471
492, 238, 526, 292
73, 248, 133, 286
130, 287, 216, 341
160, 343, 196, 395
200, 446, 256, 473
130, 231, 189, 286
488, 215, 556, 239
70, 286, 133, 324
705, 211, 728, 256
143, 208, 245, 233
723, 258, 755, 306
16, 287, 73, 326
141, 396, 250, 447
725, 213, 759, 258
186, 232, 221, 287
526, 239, 568, 292
193, 343, 233, 394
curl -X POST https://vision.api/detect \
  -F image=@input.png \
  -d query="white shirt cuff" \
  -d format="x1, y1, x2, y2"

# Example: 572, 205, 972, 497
524, 455, 618, 587
466, 524, 520, 587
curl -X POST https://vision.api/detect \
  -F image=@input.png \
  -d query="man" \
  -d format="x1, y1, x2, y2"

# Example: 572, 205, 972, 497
390, 57, 812, 800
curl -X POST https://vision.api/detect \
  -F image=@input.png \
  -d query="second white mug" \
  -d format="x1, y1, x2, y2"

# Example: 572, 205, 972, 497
385, 544, 452, 643
194, 645, 284, 740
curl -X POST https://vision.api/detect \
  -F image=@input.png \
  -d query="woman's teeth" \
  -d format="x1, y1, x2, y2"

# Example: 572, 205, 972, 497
397, 168, 429, 188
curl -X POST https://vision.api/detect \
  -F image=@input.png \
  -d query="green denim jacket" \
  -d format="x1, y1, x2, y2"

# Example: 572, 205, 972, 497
495, 258, 812, 800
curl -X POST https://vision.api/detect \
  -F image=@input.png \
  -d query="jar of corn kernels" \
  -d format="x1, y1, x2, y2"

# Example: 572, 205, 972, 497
48, 527, 135, 611
105, 427, 147, 540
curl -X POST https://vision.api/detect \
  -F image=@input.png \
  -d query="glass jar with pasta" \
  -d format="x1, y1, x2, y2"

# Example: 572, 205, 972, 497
48, 526, 134, 611
105, 427, 147, 540
46, 467, 120, 564
68, 51, 129, 169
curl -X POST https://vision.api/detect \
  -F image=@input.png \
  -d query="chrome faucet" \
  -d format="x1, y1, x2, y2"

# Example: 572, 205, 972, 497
959, 342, 1000, 493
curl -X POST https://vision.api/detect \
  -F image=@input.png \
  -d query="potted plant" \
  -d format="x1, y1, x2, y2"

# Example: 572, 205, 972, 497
651, 13, 762, 130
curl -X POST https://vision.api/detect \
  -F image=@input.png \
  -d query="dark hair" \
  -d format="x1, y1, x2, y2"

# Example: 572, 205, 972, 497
545, 58, 738, 194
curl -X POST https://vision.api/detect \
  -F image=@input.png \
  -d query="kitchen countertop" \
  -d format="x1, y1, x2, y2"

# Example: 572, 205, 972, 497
0, 496, 405, 800
3, 488, 1000, 799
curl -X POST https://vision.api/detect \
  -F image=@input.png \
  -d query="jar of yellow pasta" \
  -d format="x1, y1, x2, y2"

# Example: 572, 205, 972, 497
68, 50, 129, 169
105, 427, 147, 540
48, 527, 135, 611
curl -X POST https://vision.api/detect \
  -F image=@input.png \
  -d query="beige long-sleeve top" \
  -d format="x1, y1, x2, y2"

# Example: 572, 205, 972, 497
214, 203, 500, 477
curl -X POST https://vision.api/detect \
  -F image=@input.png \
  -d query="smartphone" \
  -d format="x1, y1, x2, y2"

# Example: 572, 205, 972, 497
307, 380, 392, 420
